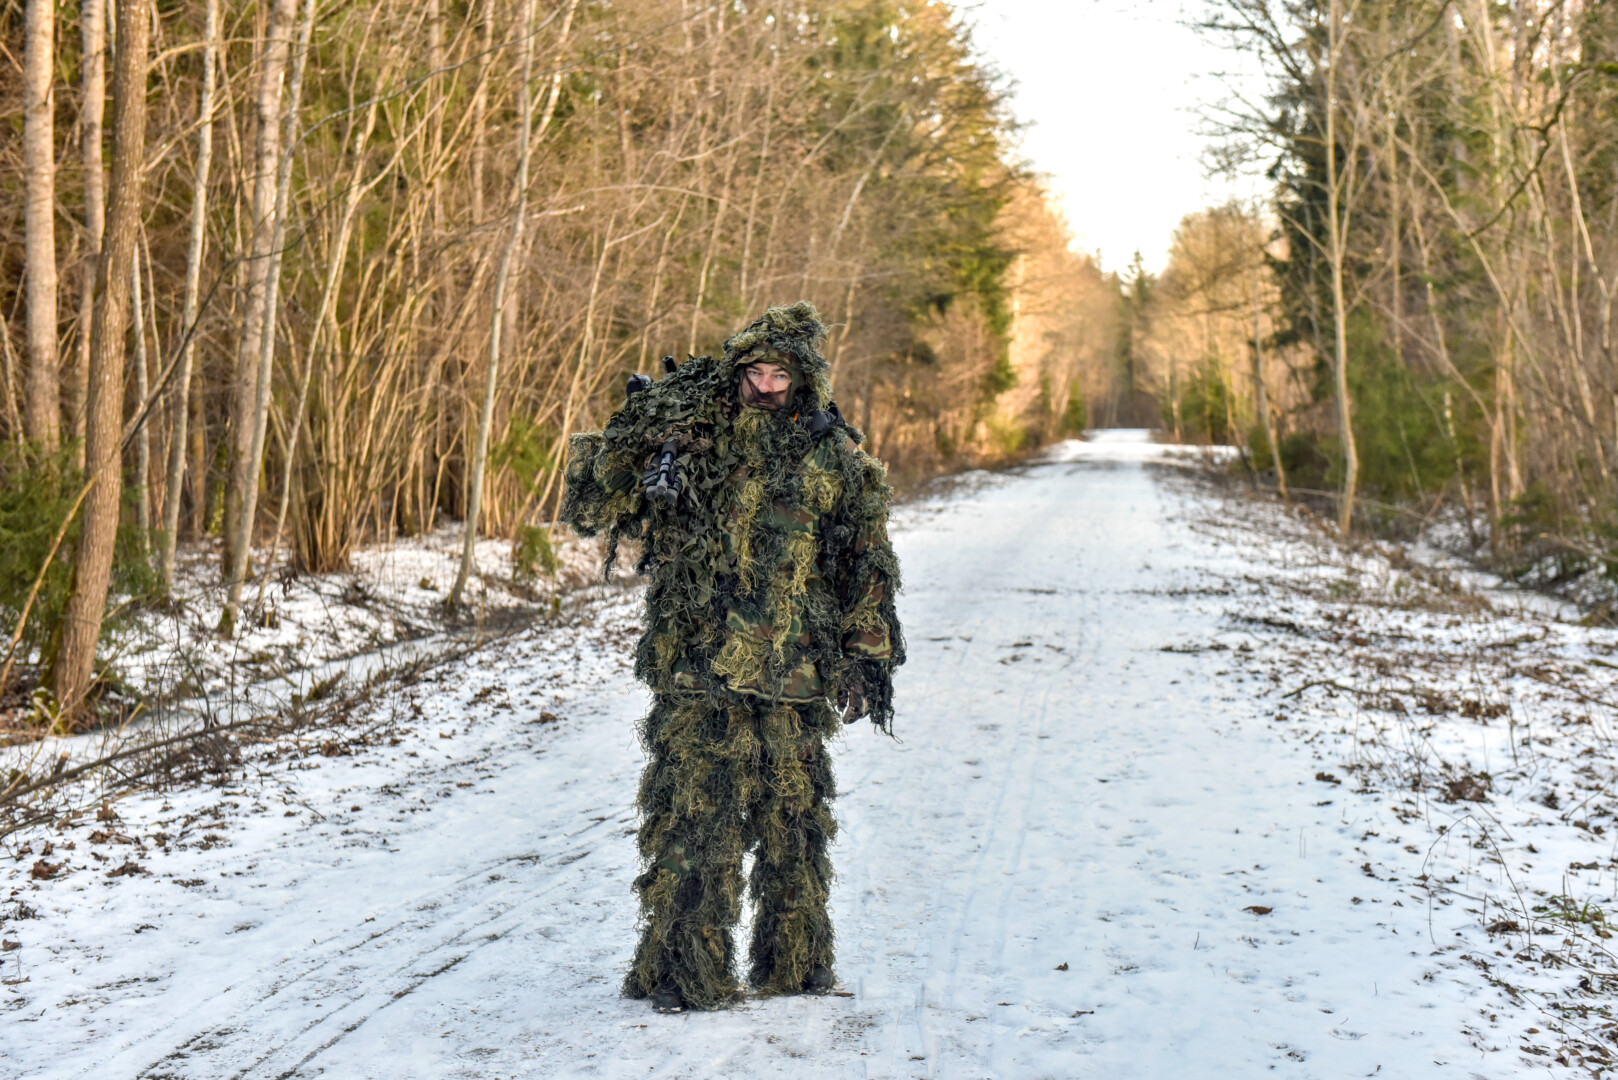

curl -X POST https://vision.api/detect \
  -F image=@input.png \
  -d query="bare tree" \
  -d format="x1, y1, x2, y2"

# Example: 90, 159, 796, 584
130, 246, 151, 540
1321, 0, 1361, 534
1251, 263, 1287, 500
224, 0, 317, 629
73, 0, 108, 455
258, 41, 399, 608
52, 0, 152, 718
220, 0, 300, 635
22, 0, 59, 451
450, 0, 577, 608
159, 0, 221, 594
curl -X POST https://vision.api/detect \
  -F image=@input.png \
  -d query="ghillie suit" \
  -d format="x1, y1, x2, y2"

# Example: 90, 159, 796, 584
561, 302, 904, 1009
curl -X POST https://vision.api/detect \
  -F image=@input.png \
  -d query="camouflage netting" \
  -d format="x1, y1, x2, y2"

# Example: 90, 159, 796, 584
560, 301, 904, 1009
628, 695, 841, 1006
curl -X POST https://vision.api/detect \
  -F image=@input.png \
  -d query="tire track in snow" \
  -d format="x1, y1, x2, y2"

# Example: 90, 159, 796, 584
118, 815, 633, 1080
882, 467, 1107, 1074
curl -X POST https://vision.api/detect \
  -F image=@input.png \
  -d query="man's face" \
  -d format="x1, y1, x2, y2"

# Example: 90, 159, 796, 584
739, 361, 793, 411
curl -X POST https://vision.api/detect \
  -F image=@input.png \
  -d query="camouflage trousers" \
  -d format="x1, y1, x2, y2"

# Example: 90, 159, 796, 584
625, 692, 839, 1009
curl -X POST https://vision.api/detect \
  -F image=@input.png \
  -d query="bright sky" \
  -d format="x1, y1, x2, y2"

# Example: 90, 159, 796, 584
966, 0, 1266, 274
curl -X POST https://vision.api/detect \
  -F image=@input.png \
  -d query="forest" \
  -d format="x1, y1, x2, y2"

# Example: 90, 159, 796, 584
1147, 0, 1618, 574
5, 0, 1618, 730
0, 0, 1116, 726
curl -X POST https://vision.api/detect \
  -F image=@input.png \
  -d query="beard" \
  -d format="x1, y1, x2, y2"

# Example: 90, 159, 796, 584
738, 375, 792, 412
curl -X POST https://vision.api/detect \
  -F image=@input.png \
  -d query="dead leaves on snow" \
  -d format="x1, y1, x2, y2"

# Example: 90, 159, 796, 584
1440, 771, 1491, 804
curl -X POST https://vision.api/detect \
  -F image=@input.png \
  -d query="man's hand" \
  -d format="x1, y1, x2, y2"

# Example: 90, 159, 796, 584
838, 684, 868, 725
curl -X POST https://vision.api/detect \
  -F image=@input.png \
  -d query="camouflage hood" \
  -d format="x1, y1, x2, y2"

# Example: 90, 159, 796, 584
719, 300, 832, 415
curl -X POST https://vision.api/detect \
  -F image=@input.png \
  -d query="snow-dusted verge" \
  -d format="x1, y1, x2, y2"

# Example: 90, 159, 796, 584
122, 524, 610, 711
1177, 473, 1618, 1072
1413, 501, 1618, 618
1, 526, 624, 827
3, 429, 1613, 1077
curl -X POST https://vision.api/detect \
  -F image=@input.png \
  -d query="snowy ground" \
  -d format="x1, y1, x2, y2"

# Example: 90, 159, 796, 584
3, 521, 603, 740
4, 430, 1613, 1077
122, 525, 606, 713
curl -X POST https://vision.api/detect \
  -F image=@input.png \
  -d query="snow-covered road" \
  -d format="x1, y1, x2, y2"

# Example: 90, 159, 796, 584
7, 432, 1527, 1077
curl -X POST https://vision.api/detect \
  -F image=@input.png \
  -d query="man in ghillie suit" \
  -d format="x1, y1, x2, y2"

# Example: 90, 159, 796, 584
560, 302, 903, 1013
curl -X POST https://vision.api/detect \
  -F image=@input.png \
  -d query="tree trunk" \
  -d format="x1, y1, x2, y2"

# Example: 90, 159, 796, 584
1252, 271, 1287, 500
1385, 101, 1402, 365
159, 0, 219, 593
1325, 0, 1359, 536
23, 0, 60, 451
257, 82, 388, 610
131, 248, 151, 540
225, 0, 315, 628
470, 0, 493, 227
52, 0, 150, 721
450, 0, 545, 609
220, 0, 299, 634
74, 0, 108, 456
1, 314, 23, 438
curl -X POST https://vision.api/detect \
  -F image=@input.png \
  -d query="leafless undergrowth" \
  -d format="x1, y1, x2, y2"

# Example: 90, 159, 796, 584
0, 534, 637, 843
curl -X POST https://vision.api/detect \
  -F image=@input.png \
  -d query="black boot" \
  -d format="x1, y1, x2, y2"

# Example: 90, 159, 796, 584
804, 966, 835, 995
649, 981, 686, 1014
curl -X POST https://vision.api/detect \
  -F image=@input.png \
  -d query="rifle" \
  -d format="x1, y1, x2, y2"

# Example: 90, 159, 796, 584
627, 357, 684, 508
626, 355, 679, 399
643, 441, 682, 508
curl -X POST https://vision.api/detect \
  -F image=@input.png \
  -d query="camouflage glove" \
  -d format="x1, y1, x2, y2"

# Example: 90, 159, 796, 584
837, 683, 868, 725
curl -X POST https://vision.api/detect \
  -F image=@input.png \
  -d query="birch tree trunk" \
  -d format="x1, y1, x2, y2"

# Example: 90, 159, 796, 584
226, 0, 315, 628
74, 0, 108, 455
1325, 0, 1359, 536
159, 0, 220, 593
23, 0, 60, 451
52, 0, 151, 720
225, 0, 315, 629
220, 0, 299, 634
257, 78, 392, 610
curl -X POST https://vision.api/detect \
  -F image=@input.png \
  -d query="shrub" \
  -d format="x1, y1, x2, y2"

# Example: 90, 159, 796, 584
1059, 384, 1088, 436
0, 444, 83, 664
513, 524, 560, 581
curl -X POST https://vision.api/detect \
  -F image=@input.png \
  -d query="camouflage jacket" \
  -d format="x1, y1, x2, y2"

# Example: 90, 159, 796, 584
561, 353, 904, 730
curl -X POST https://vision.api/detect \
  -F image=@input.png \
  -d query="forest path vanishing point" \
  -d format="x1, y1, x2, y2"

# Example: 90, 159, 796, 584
7, 430, 1580, 1078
